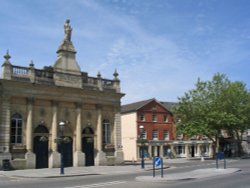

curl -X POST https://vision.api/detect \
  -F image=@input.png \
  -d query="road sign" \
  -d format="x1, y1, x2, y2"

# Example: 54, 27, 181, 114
217, 152, 224, 160
154, 157, 161, 167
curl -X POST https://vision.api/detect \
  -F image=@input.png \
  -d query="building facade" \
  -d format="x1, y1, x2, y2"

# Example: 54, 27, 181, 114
121, 99, 213, 161
0, 20, 124, 169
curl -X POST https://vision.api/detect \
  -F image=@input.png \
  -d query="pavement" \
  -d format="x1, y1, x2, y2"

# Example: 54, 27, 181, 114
136, 168, 241, 182
0, 158, 241, 181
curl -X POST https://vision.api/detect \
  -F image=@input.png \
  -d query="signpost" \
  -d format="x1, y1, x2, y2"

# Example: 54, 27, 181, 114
216, 152, 226, 169
155, 157, 161, 167
153, 157, 164, 178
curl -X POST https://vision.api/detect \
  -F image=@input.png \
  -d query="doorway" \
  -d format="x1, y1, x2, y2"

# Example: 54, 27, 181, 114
58, 137, 73, 167
82, 127, 94, 166
33, 125, 49, 169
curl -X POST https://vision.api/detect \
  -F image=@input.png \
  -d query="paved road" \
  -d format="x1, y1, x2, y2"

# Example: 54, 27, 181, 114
0, 158, 248, 188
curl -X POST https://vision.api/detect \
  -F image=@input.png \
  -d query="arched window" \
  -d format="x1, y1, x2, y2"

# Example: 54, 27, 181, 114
11, 113, 23, 144
102, 119, 111, 144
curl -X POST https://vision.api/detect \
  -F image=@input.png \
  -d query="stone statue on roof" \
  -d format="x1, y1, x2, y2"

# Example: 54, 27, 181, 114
64, 19, 72, 41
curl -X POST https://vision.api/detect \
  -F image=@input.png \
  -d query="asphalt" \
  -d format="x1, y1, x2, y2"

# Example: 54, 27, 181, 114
0, 159, 241, 181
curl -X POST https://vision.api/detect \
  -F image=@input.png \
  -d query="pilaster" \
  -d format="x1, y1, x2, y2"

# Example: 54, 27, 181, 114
49, 101, 60, 168
0, 96, 12, 166
113, 106, 124, 164
25, 97, 36, 169
0, 96, 11, 153
74, 103, 85, 167
26, 97, 34, 152
95, 104, 107, 165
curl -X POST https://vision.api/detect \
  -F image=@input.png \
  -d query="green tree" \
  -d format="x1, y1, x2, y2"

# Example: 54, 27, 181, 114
219, 81, 250, 156
173, 73, 250, 156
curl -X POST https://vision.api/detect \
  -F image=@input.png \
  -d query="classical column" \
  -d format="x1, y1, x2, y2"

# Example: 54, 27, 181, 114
113, 106, 124, 165
160, 145, 164, 158
74, 103, 85, 166
171, 145, 176, 157
209, 143, 213, 157
26, 98, 34, 152
49, 101, 60, 168
0, 96, 11, 166
154, 146, 158, 157
25, 98, 36, 169
51, 102, 58, 152
95, 105, 106, 165
197, 144, 201, 157
76, 104, 82, 151
148, 144, 152, 159
185, 144, 190, 158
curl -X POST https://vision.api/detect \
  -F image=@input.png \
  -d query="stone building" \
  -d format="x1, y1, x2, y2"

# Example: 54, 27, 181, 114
0, 20, 124, 169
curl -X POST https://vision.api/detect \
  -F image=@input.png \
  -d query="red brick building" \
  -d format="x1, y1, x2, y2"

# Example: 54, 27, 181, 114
121, 98, 176, 160
121, 98, 213, 161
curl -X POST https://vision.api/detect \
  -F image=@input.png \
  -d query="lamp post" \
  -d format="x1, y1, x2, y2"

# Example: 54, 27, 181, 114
139, 125, 145, 169
59, 121, 65, 175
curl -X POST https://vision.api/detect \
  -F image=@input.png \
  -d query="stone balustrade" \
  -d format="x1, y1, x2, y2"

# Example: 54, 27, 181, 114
3, 64, 120, 92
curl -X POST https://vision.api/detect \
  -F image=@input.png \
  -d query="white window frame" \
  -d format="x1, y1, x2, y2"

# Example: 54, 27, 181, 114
141, 129, 147, 139
139, 114, 145, 121
11, 113, 23, 144
152, 129, 158, 140
164, 130, 169, 140
152, 114, 157, 122
164, 115, 169, 123
102, 119, 111, 144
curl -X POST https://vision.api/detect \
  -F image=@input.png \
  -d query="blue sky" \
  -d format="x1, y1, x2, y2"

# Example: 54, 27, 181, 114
1, 0, 250, 104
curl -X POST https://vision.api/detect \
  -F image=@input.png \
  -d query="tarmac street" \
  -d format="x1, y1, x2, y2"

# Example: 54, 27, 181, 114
0, 158, 240, 180
0, 158, 249, 188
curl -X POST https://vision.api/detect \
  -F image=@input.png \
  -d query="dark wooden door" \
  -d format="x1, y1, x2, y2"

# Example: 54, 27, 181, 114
33, 136, 48, 169
82, 137, 94, 166
58, 137, 73, 167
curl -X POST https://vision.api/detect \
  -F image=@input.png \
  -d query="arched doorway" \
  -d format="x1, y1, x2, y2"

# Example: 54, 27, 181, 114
58, 137, 73, 167
33, 125, 49, 169
82, 127, 94, 166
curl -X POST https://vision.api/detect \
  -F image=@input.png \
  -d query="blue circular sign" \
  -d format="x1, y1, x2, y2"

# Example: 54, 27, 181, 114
154, 157, 161, 167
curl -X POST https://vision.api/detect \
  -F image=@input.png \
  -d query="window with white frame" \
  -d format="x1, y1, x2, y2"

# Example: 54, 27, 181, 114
164, 130, 169, 140
102, 119, 111, 144
139, 114, 145, 121
141, 129, 147, 139
164, 115, 168, 123
11, 113, 23, 144
152, 114, 157, 122
152, 129, 158, 140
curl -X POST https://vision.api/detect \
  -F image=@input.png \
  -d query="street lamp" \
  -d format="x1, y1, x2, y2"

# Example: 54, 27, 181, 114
139, 125, 145, 169
59, 121, 66, 175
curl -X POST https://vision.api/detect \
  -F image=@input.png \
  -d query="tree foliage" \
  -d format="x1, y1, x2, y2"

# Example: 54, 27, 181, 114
173, 73, 250, 155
